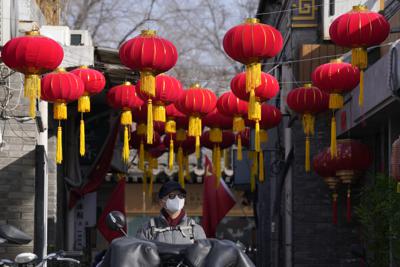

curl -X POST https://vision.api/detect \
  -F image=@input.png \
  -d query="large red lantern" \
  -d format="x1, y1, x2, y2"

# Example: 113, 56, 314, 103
107, 82, 143, 163
313, 148, 340, 224
286, 84, 329, 171
312, 61, 359, 158
329, 5, 390, 106
137, 74, 183, 144
2, 26, 64, 118
217, 92, 248, 160
223, 18, 282, 116
231, 72, 279, 152
201, 130, 235, 186
41, 68, 84, 164
119, 30, 177, 99
70, 66, 106, 156
176, 84, 217, 158
246, 104, 282, 183
335, 139, 373, 222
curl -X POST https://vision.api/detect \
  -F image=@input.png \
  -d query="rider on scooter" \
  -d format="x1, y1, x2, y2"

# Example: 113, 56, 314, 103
136, 180, 206, 244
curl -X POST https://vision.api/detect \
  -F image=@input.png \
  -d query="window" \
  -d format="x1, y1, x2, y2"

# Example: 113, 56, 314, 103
329, 0, 335, 16
71, 34, 82, 46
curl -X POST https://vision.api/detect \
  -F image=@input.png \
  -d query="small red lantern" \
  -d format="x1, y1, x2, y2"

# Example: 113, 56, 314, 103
217, 92, 248, 160
223, 18, 282, 116
119, 30, 178, 99
107, 82, 143, 163
176, 84, 217, 158
335, 139, 373, 222
286, 84, 329, 171
41, 68, 84, 164
231, 72, 279, 152
201, 130, 235, 186
313, 148, 340, 224
70, 66, 106, 156
246, 104, 282, 183
312, 61, 359, 158
137, 74, 183, 144
329, 5, 390, 106
2, 25, 64, 118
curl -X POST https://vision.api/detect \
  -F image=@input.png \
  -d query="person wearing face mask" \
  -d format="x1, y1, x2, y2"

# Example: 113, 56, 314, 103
136, 180, 206, 244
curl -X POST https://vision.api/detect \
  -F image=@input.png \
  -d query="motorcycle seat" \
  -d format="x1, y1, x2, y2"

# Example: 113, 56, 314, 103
156, 242, 188, 255
0, 225, 32, 245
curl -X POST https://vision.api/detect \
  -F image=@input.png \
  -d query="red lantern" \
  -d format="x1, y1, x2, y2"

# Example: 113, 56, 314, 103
41, 68, 84, 164
329, 5, 390, 106
137, 74, 183, 144
2, 26, 64, 118
335, 139, 373, 222
223, 18, 282, 117
70, 66, 106, 157
313, 148, 340, 224
286, 84, 329, 171
231, 72, 279, 152
119, 30, 177, 99
217, 92, 248, 160
312, 61, 359, 157
176, 84, 217, 158
107, 82, 143, 163
246, 104, 282, 183
201, 130, 235, 186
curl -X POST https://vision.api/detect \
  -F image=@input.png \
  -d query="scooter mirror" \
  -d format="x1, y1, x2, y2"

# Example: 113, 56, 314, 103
106, 211, 126, 231
15, 252, 38, 264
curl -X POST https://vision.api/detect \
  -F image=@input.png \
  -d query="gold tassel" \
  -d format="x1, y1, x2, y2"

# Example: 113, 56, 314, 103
78, 94, 90, 113
255, 120, 260, 152
195, 136, 200, 159
176, 129, 187, 141
122, 126, 130, 163
188, 116, 202, 137
330, 116, 337, 158
177, 146, 184, 188
169, 138, 174, 170
237, 135, 243, 161
139, 140, 145, 170
359, 70, 364, 107
259, 151, 264, 182
24, 74, 40, 118
305, 136, 310, 172
54, 102, 67, 121
302, 114, 315, 136
80, 117, 85, 157
233, 116, 245, 132
56, 124, 62, 164
140, 71, 156, 97
351, 48, 368, 70
210, 128, 222, 143
165, 119, 176, 134
215, 146, 221, 187
184, 155, 190, 182
329, 94, 344, 110
245, 62, 261, 93
121, 109, 132, 125
248, 91, 256, 120
147, 99, 153, 144
153, 104, 166, 122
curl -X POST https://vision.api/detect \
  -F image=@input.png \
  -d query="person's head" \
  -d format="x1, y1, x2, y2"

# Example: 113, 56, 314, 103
158, 181, 187, 215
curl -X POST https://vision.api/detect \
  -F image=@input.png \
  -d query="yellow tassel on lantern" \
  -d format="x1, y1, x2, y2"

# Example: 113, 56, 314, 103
24, 74, 40, 118
259, 151, 264, 182
177, 146, 184, 188
56, 124, 63, 164
329, 93, 344, 110
245, 61, 261, 93
165, 119, 176, 134
330, 116, 337, 158
305, 136, 310, 172
302, 114, 315, 136
139, 141, 145, 170
210, 128, 222, 143
169, 138, 174, 170
122, 126, 130, 163
121, 109, 132, 125
215, 146, 221, 187
54, 102, 67, 120
78, 93, 91, 113
147, 99, 153, 144
233, 116, 245, 132
255, 121, 261, 152
153, 104, 166, 122
176, 129, 187, 142
80, 118, 85, 157
359, 70, 364, 107
351, 47, 368, 70
188, 116, 202, 137
195, 136, 200, 159
139, 71, 156, 97
237, 135, 243, 161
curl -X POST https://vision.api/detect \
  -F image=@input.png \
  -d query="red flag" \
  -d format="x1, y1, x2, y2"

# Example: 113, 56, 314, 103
97, 178, 126, 243
68, 118, 120, 209
201, 156, 236, 238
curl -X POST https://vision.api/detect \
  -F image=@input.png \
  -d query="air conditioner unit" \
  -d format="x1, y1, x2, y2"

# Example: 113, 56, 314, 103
322, 0, 383, 40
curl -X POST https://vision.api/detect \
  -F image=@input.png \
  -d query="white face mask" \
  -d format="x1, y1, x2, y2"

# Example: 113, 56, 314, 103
165, 197, 185, 213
